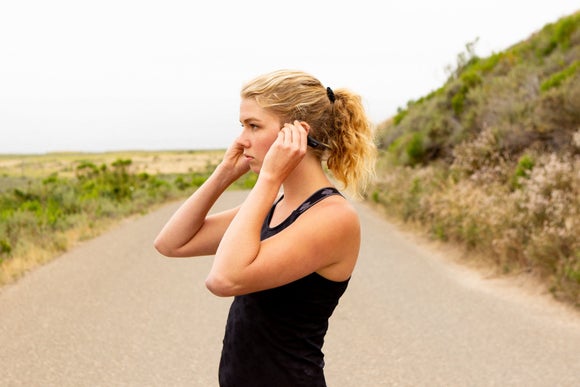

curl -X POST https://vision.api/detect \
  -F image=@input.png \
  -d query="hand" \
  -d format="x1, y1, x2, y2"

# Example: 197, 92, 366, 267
217, 137, 251, 182
261, 120, 308, 183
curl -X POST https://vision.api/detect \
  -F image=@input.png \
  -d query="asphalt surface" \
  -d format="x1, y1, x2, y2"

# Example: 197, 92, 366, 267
1, 190, 579, 386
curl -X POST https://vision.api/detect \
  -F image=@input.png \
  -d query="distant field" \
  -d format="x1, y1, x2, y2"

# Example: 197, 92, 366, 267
0, 150, 226, 192
0, 149, 231, 287
0, 149, 225, 178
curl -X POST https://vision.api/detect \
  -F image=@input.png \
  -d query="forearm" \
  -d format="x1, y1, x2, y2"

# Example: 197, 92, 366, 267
209, 174, 280, 283
154, 166, 235, 255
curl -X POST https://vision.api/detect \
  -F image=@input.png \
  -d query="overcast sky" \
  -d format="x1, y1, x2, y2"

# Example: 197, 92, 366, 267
1, 1, 577, 154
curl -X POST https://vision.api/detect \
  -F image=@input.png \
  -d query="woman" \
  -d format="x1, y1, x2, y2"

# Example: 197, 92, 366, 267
154, 69, 376, 386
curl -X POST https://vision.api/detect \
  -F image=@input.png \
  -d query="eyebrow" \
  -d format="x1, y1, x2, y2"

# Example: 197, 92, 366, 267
240, 117, 262, 124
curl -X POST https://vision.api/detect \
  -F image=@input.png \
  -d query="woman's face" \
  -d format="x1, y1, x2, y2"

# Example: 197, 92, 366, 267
238, 97, 282, 173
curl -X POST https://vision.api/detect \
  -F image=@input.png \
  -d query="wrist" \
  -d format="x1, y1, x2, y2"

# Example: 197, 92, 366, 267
209, 165, 239, 189
254, 172, 283, 194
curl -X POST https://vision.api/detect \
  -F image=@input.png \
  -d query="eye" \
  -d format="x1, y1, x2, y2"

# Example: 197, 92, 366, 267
241, 121, 261, 132
241, 123, 259, 131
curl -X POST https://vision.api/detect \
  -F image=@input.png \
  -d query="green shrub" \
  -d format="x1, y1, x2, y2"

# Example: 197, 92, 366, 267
0, 239, 11, 255
393, 108, 408, 125
460, 70, 482, 88
540, 61, 579, 91
406, 133, 425, 166
511, 154, 535, 189
234, 173, 258, 190
451, 91, 465, 115
0, 158, 188, 265
477, 52, 503, 73
174, 176, 189, 190
552, 13, 579, 49
191, 173, 209, 187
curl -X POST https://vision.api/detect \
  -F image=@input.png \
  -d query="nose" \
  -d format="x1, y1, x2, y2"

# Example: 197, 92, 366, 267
236, 133, 251, 149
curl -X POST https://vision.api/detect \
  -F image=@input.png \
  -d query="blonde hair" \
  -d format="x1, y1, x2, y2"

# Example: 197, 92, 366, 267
241, 69, 376, 197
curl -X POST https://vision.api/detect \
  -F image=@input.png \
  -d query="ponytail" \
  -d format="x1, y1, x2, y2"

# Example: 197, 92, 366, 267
325, 89, 376, 197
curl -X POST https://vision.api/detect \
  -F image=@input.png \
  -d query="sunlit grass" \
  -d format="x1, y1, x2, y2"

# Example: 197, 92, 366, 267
0, 149, 254, 287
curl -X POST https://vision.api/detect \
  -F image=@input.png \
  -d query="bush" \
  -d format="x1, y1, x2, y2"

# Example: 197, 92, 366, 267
0, 158, 189, 280
541, 61, 579, 91
511, 154, 535, 189
372, 150, 579, 305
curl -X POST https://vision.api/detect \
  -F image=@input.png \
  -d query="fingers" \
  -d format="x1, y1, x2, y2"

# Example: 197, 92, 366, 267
262, 121, 308, 181
280, 120, 307, 148
224, 138, 244, 160
222, 137, 250, 172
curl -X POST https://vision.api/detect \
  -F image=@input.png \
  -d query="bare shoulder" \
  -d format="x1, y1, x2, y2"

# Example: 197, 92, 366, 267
294, 194, 361, 281
309, 194, 360, 228
276, 193, 360, 244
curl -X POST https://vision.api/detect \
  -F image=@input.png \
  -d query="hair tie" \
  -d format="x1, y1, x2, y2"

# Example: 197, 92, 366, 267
326, 87, 335, 103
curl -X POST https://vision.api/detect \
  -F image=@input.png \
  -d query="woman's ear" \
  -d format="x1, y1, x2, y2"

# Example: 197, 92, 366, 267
298, 121, 311, 134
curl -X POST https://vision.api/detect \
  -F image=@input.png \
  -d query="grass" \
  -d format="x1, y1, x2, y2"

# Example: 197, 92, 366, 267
0, 149, 225, 180
0, 150, 257, 287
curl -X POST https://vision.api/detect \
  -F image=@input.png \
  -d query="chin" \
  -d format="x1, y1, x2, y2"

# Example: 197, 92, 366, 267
249, 163, 261, 174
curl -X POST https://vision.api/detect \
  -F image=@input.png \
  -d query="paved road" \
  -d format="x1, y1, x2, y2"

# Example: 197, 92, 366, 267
1, 191, 579, 386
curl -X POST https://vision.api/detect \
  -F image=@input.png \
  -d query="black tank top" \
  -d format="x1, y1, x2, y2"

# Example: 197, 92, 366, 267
218, 187, 350, 387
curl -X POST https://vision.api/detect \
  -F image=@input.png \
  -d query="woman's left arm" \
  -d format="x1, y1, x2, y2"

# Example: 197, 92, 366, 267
205, 175, 280, 296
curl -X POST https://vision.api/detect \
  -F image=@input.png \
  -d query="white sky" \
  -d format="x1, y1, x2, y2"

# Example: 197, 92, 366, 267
1, 0, 578, 154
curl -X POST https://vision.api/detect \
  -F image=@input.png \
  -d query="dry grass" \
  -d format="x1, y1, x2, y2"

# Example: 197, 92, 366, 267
0, 149, 225, 287
370, 142, 580, 307
0, 205, 152, 286
0, 150, 224, 179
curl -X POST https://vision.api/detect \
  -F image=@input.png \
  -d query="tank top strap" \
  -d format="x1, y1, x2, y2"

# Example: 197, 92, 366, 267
261, 187, 342, 240
294, 187, 343, 217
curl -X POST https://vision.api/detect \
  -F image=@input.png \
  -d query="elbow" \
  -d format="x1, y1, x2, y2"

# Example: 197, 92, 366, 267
153, 236, 179, 258
205, 273, 237, 297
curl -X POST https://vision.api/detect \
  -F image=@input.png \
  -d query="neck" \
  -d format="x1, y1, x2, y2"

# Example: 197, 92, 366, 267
280, 152, 333, 206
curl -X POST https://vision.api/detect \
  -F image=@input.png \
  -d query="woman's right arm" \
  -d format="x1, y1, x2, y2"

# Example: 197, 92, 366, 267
153, 140, 250, 257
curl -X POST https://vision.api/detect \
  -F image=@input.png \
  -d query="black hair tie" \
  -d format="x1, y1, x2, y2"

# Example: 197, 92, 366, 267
326, 87, 335, 103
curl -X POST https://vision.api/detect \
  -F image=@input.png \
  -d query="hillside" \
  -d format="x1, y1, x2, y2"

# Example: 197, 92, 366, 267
370, 11, 579, 306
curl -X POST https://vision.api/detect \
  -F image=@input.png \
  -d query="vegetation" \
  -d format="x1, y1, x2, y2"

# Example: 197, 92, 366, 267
0, 151, 257, 286
371, 11, 580, 306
